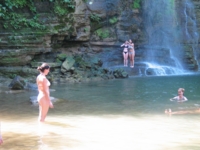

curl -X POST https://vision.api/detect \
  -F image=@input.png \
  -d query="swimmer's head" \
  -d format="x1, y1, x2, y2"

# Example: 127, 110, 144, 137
178, 88, 185, 95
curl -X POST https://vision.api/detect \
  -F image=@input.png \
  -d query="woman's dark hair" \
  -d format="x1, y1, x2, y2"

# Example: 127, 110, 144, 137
37, 63, 50, 72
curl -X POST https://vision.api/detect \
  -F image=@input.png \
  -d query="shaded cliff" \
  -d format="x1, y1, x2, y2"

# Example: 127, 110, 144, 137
0, 0, 199, 83
0, 0, 143, 83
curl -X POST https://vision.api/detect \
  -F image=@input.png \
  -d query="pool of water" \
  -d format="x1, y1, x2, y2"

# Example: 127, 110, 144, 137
1, 74, 200, 150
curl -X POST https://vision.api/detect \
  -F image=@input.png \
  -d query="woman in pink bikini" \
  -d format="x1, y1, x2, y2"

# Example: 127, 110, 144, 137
36, 63, 53, 122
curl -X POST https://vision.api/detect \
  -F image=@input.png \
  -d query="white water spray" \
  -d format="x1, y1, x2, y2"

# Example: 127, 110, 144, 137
142, 0, 198, 75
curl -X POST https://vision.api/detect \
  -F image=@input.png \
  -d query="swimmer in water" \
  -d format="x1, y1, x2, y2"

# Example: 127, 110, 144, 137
170, 88, 188, 102
165, 108, 200, 115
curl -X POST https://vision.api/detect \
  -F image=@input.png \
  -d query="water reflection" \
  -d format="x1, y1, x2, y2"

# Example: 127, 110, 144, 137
1, 75, 200, 149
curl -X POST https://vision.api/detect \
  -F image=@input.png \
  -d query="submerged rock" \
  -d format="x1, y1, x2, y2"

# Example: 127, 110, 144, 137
113, 69, 128, 78
8, 76, 38, 90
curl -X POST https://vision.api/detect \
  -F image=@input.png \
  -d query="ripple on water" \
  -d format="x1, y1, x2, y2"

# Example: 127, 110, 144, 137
1, 75, 200, 149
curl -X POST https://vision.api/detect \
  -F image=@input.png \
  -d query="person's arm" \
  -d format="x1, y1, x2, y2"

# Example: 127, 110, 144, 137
184, 96, 188, 101
170, 96, 178, 101
43, 78, 53, 108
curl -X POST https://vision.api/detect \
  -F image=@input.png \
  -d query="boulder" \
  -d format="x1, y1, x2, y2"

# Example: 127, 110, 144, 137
113, 69, 128, 78
61, 56, 75, 73
8, 76, 26, 90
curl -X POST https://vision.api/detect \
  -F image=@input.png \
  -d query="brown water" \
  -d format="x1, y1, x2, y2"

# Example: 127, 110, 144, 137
1, 74, 200, 150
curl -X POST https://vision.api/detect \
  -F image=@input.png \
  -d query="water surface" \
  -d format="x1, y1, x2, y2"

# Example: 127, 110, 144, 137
1, 74, 200, 150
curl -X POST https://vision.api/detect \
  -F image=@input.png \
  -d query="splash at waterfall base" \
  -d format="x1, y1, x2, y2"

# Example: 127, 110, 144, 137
140, 0, 200, 75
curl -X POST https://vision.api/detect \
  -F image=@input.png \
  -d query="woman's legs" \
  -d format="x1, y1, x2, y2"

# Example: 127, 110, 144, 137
131, 53, 135, 67
129, 53, 133, 67
123, 52, 126, 66
125, 53, 128, 66
123, 52, 128, 66
129, 50, 135, 68
38, 100, 49, 122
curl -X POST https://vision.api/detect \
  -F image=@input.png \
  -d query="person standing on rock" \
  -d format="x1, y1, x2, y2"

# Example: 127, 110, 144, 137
36, 63, 53, 122
128, 39, 135, 68
121, 41, 129, 67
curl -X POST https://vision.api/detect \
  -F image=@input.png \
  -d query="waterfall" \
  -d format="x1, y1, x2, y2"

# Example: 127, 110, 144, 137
141, 0, 199, 75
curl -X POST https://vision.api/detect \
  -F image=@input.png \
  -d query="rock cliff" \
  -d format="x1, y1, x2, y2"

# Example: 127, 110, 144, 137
0, 0, 199, 84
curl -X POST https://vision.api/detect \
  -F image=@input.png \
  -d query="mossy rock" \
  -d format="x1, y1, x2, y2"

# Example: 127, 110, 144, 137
61, 56, 75, 72
30, 62, 62, 68
56, 53, 67, 61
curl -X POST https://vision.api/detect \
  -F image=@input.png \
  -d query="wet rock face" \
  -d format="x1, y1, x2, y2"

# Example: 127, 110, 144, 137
0, 0, 199, 80
0, 0, 142, 81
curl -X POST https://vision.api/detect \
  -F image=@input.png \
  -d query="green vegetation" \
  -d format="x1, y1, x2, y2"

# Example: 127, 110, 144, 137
7, 73, 17, 79
84, 27, 90, 32
1, 0, 42, 30
7, 34, 43, 44
95, 28, 109, 39
109, 17, 118, 24
57, 53, 67, 61
1, 57, 21, 64
53, 0, 75, 16
0, 0, 75, 31
74, 55, 88, 69
90, 13, 101, 22
132, 0, 141, 9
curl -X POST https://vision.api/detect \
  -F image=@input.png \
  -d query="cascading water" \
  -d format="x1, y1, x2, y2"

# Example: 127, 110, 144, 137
141, 0, 199, 75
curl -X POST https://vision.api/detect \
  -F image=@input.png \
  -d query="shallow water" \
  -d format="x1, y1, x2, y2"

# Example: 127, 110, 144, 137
1, 74, 200, 150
